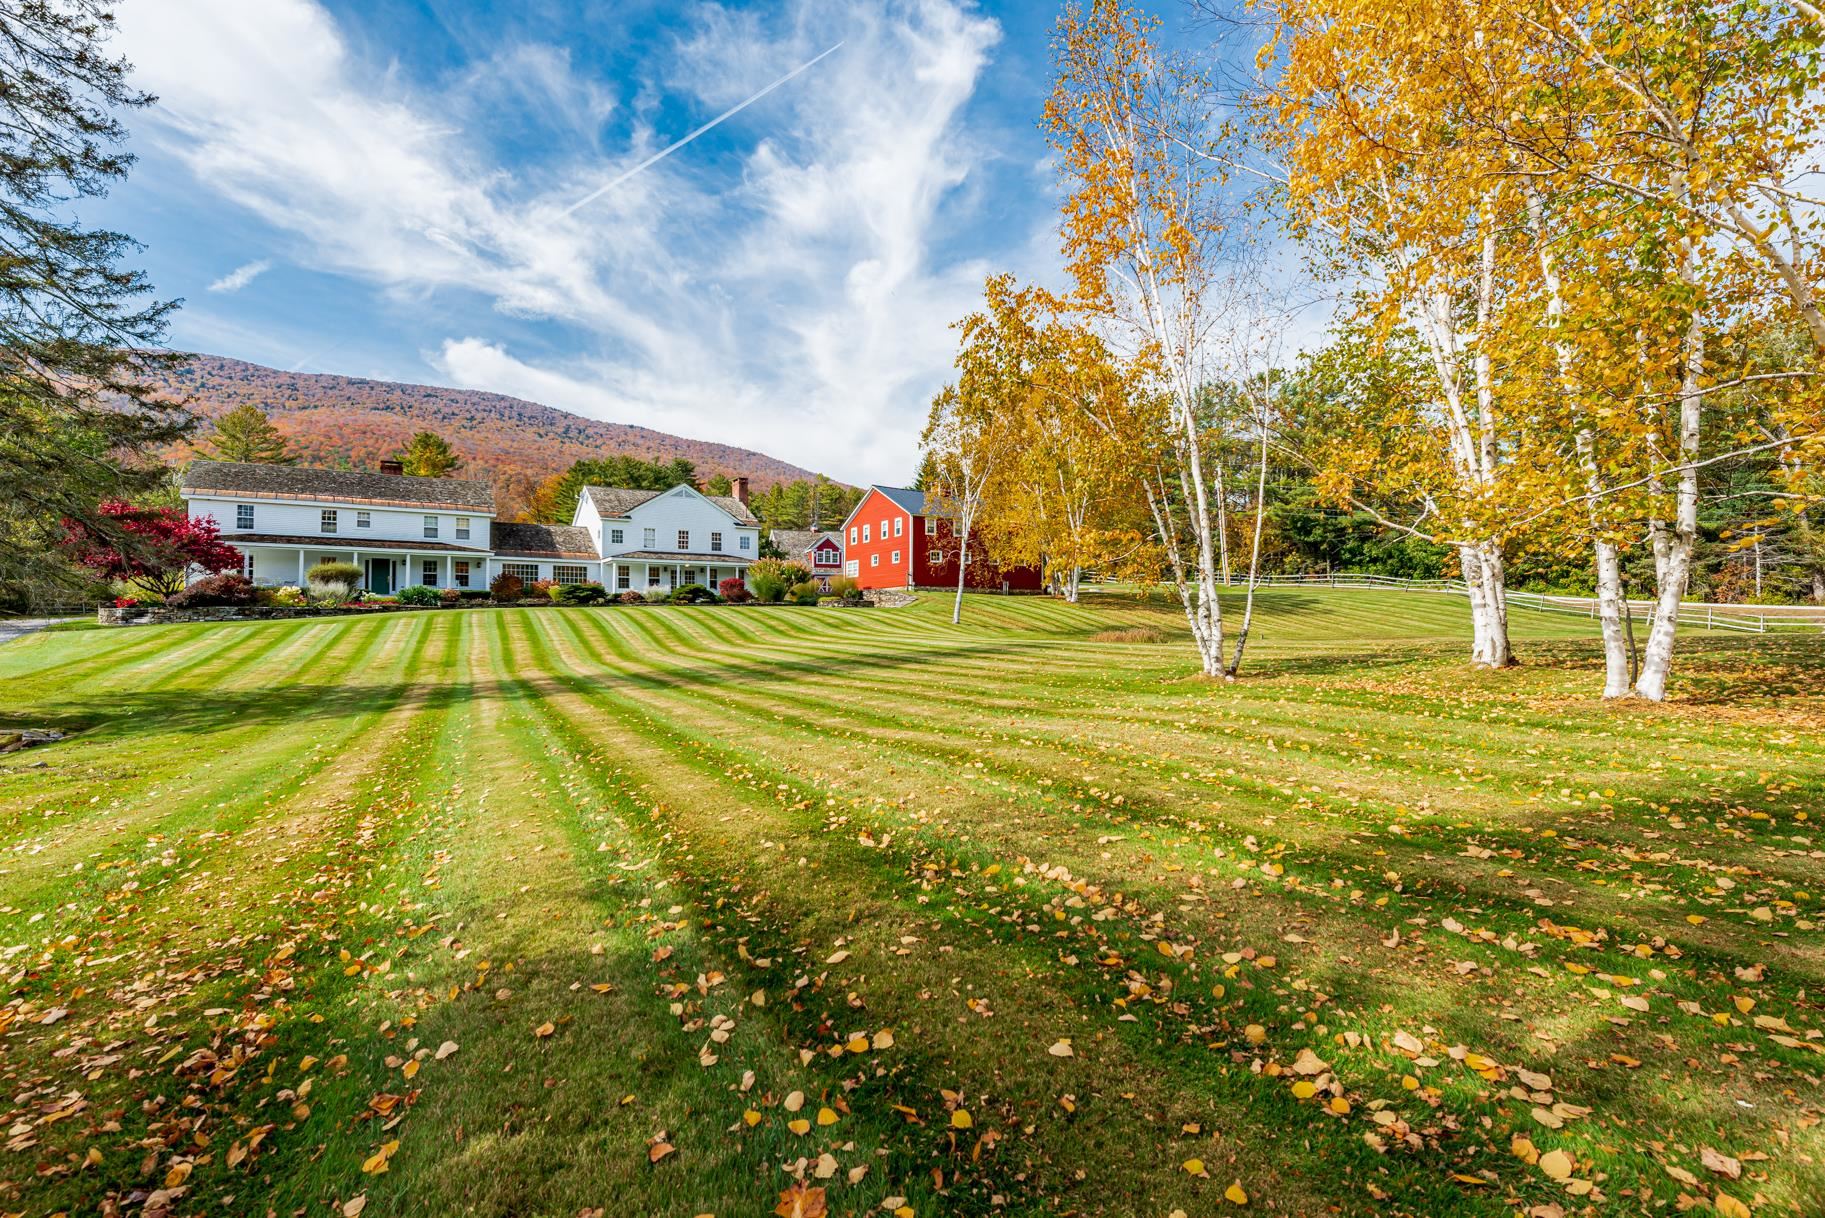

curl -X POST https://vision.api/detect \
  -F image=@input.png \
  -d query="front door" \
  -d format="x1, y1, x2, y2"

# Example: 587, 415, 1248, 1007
367, 557, 392, 595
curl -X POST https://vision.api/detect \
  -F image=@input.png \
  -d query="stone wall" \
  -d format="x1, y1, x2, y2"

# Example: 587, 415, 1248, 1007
98, 603, 449, 626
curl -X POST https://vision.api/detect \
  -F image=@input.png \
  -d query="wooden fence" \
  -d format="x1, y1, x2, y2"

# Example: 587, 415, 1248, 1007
1247, 572, 1825, 634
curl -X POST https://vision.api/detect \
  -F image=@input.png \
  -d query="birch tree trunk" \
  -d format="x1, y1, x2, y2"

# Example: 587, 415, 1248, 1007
1524, 185, 1630, 694
1634, 300, 1703, 701
952, 507, 973, 626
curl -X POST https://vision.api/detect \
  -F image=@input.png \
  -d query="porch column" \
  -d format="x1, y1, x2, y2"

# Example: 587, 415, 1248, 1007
297, 549, 307, 585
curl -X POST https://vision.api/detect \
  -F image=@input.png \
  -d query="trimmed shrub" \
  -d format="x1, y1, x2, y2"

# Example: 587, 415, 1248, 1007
556, 582, 609, 605
489, 572, 524, 602
528, 578, 558, 601
788, 580, 820, 605
168, 573, 258, 608
306, 560, 361, 603
670, 583, 716, 604
617, 590, 647, 605
717, 576, 750, 603
644, 589, 671, 604
396, 585, 441, 607
440, 587, 462, 605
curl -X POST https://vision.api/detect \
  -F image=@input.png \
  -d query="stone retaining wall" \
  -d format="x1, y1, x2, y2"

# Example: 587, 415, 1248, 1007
98, 603, 452, 625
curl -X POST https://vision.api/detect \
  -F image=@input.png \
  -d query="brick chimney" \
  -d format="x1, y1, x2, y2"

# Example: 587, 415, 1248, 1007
379, 459, 405, 475
733, 475, 749, 506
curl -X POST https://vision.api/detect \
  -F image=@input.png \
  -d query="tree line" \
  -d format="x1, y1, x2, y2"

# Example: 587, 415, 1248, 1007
919, 0, 1823, 699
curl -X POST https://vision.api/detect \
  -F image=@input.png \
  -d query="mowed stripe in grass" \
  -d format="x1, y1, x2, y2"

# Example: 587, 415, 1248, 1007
1, 591, 1821, 1218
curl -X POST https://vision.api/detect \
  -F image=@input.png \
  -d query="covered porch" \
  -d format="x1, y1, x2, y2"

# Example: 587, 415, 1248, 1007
228, 540, 490, 594
605, 553, 751, 595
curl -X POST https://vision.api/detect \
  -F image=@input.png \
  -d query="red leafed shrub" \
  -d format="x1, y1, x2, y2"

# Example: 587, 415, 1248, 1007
112, 596, 139, 608
717, 576, 750, 603
62, 500, 242, 600
167, 573, 259, 608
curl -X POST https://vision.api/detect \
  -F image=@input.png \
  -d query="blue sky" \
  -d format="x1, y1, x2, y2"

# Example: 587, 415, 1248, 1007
98, 0, 1186, 485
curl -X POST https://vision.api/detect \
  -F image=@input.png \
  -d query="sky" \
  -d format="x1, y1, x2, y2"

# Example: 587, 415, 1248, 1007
96, 0, 1192, 486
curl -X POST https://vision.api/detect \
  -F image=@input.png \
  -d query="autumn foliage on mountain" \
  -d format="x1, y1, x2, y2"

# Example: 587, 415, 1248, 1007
148, 354, 822, 519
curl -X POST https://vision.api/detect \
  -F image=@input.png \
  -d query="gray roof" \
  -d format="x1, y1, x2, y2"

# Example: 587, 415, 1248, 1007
771, 529, 844, 563
491, 523, 599, 559
182, 459, 496, 511
581, 484, 758, 526
872, 486, 928, 515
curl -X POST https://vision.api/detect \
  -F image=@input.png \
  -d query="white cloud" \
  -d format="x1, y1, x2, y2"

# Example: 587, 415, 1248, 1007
207, 259, 271, 293
113, 0, 1038, 484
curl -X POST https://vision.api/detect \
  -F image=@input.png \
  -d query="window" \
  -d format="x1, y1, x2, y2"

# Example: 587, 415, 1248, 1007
455, 517, 470, 540
502, 562, 539, 582
454, 560, 471, 588
616, 567, 630, 590
554, 564, 588, 584
925, 517, 936, 535
424, 515, 439, 539
610, 528, 624, 544
869, 554, 880, 567
930, 551, 946, 565
320, 509, 338, 534
422, 560, 439, 587
849, 526, 858, 543
357, 510, 371, 529
894, 517, 903, 538
643, 527, 656, 548
235, 503, 254, 530
676, 528, 690, 550
739, 535, 751, 551
880, 518, 890, 538
710, 531, 722, 552
891, 549, 901, 564
862, 524, 871, 542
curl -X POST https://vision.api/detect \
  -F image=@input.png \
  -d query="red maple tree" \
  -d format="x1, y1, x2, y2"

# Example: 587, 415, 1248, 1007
62, 500, 242, 600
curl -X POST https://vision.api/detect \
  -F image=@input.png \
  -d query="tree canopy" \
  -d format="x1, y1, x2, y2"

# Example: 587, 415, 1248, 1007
0, 0, 189, 607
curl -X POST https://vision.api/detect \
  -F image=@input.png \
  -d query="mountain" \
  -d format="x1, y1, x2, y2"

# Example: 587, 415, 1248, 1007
148, 354, 826, 519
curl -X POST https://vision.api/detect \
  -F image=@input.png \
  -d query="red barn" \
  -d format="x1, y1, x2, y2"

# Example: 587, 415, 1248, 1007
839, 486, 1043, 593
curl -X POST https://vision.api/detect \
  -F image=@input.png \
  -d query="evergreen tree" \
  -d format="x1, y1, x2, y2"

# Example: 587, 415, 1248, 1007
703, 473, 733, 497
527, 454, 697, 522
0, 0, 189, 605
395, 429, 462, 477
205, 403, 294, 464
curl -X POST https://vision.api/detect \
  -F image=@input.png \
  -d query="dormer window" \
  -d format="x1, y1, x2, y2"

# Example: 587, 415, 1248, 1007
357, 510, 371, 528
321, 509, 338, 534
423, 515, 439, 539
455, 517, 470, 540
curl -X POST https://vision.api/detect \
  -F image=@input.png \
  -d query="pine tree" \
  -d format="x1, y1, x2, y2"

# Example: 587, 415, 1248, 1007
1, 0, 189, 606
205, 403, 295, 464
395, 430, 462, 477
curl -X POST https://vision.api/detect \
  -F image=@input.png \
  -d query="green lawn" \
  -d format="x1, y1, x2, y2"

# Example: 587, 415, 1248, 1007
1, 590, 1820, 1218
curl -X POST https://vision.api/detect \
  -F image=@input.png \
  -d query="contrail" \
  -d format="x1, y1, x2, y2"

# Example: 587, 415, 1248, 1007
559, 40, 844, 218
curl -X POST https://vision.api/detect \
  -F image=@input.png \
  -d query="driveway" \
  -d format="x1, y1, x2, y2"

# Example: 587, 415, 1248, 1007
0, 619, 61, 647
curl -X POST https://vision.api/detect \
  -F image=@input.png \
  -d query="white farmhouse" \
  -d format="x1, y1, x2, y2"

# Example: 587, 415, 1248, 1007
573, 480, 760, 594
180, 459, 759, 594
